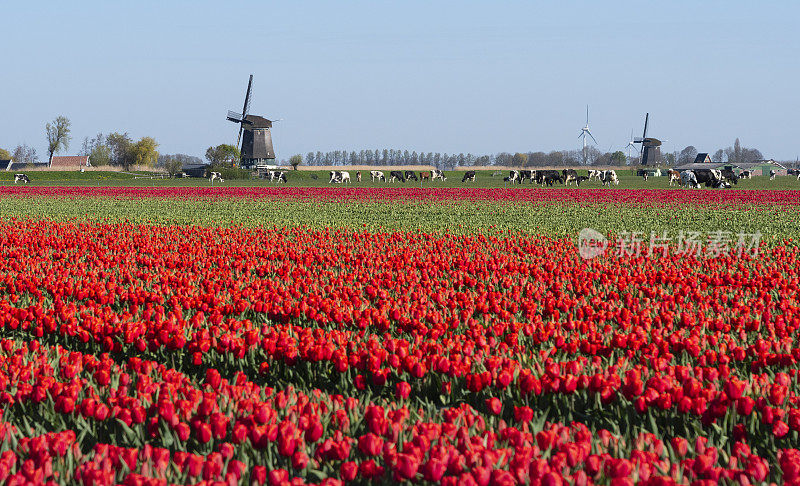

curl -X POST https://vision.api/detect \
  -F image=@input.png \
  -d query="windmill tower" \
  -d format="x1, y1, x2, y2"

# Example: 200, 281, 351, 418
578, 106, 597, 163
226, 75, 278, 169
633, 113, 663, 165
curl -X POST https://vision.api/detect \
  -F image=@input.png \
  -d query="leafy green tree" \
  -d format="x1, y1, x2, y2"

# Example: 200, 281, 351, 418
107, 132, 134, 170
512, 152, 529, 167
289, 154, 302, 170
610, 151, 627, 165
90, 144, 111, 166
164, 159, 183, 177
0, 148, 10, 160
46, 115, 71, 167
131, 137, 159, 167
205, 144, 240, 168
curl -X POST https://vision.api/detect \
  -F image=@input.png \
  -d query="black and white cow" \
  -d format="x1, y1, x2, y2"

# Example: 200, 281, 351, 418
543, 174, 562, 186
575, 176, 589, 186
769, 169, 777, 181
389, 171, 406, 183
637, 169, 649, 182
720, 169, 739, 185
739, 170, 752, 180
329, 171, 351, 183
692, 169, 722, 187
461, 170, 477, 183
370, 170, 386, 182
601, 170, 619, 186
588, 169, 602, 181
535, 170, 561, 185
268, 171, 287, 183
520, 170, 535, 184
507, 170, 521, 184
356, 171, 362, 182
14, 174, 30, 184
404, 171, 418, 181
681, 171, 700, 188
562, 169, 578, 185
430, 169, 447, 181
209, 172, 224, 183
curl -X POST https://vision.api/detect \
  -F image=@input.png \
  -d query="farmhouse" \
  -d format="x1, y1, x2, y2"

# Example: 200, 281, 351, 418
50, 155, 91, 170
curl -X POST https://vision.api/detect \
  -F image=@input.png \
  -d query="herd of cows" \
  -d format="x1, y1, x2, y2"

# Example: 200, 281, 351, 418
8, 168, 800, 186
326, 169, 620, 185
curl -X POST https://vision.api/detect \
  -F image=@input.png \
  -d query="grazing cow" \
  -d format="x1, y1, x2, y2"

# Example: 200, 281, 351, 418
430, 169, 447, 181
461, 170, 477, 183
575, 176, 589, 186
692, 169, 722, 187
712, 180, 731, 189
14, 174, 30, 184
356, 171, 362, 182
404, 171, 418, 181
389, 171, 406, 183
270, 171, 287, 183
601, 170, 619, 186
535, 170, 561, 185
769, 169, 776, 181
739, 170, 752, 180
370, 170, 386, 182
637, 169, 649, 182
588, 169, 602, 181
720, 169, 739, 185
419, 171, 430, 181
507, 170, 520, 184
520, 170, 535, 184
667, 170, 681, 186
329, 171, 351, 183
681, 171, 700, 188
209, 172, 224, 183
562, 169, 578, 185
543, 174, 562, 186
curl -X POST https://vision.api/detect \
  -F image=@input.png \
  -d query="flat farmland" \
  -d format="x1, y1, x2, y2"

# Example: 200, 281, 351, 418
0, 186, 799, 484
2, 169, 799, 191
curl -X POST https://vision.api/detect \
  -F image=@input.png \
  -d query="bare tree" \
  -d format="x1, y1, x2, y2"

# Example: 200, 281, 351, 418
46, 115, 72, 167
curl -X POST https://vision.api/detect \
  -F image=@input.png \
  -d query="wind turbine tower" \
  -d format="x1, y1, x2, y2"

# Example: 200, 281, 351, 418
579, 106, 598, 151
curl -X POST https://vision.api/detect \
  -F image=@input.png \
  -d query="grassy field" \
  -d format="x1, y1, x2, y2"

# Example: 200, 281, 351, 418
1, 169, 798, 190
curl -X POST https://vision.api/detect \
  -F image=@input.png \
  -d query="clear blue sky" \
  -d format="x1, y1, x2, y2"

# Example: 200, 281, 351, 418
2, 1, 799, 161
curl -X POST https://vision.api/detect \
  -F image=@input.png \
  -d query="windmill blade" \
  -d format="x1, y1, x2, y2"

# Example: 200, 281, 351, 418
242, 75, 253, 120
578, 131, 585, 139
642, 113, 649, 139
588, 131, 598, 144
226, 111, 244, 123
586, 105, 589, 124
236, 75, 254, 149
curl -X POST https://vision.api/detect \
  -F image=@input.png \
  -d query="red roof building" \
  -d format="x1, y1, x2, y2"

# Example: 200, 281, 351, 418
49, 155, 91, 169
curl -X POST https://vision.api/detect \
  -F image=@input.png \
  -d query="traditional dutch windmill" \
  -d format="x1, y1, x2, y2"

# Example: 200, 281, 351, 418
633, 113, 663, 165
226, 75, 279, 168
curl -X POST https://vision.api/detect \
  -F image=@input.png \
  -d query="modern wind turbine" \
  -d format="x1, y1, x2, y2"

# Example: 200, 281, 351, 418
625, 129, 637, 161
578, 106, 598, 151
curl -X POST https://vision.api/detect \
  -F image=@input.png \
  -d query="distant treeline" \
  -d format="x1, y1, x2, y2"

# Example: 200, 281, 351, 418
301, 139, 796, 169
303, 148, 630, 169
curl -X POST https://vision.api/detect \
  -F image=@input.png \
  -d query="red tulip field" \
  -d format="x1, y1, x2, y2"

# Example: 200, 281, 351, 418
1, 187, 800, 485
